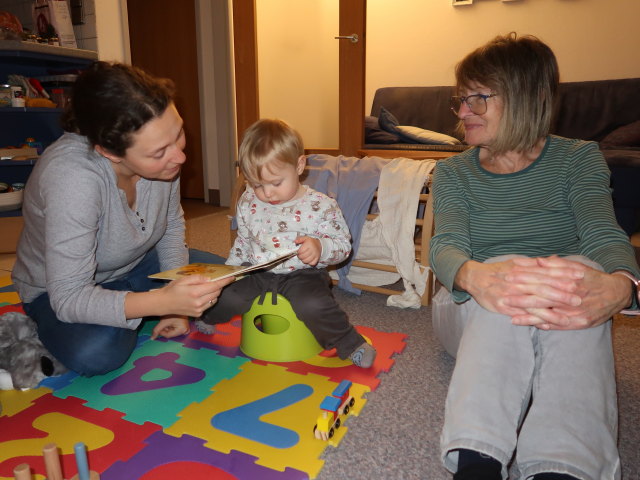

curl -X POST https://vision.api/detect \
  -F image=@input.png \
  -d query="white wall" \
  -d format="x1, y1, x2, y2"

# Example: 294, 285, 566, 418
366, 0, 640, 111
256, 0, 640, 149
94, 0, 128, 62
256, 0, 339, 150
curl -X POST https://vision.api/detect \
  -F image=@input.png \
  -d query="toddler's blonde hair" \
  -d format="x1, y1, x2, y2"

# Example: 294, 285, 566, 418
238, 118, 304, 185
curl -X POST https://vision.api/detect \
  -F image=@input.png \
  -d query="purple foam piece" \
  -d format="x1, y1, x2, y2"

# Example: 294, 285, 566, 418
100, 352, 205, 395
101, 431, 308, 480
175, 336, 248, 359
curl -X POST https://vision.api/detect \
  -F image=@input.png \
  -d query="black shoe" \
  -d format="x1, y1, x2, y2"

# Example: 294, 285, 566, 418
454, 463, 502, 480
453, 449, 502, 480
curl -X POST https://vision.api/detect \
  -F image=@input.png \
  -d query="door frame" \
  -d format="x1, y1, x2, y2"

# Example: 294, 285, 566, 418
232, 0, 366, 156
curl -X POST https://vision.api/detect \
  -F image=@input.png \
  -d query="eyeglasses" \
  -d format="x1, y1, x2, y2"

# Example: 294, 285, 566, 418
450, 93, 498, 115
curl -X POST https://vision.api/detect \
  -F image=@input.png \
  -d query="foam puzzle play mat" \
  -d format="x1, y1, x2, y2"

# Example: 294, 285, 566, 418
0, 274, 407, 479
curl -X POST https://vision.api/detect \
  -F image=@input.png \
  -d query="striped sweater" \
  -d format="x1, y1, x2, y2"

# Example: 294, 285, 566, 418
430, 135, 639, 303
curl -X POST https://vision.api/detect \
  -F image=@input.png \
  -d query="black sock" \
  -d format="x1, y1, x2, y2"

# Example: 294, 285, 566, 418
532, 474, 579, 480
453, 449, 502, 480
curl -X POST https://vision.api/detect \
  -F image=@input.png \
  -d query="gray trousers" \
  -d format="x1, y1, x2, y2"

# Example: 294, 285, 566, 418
432, 256, 620, 480
201, 268, 364, 359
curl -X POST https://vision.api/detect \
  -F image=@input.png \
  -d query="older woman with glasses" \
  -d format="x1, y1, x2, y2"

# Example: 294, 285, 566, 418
430, 33, 639, 480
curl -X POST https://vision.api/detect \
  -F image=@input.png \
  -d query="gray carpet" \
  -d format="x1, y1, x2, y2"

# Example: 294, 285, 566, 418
186, 210, 640, 480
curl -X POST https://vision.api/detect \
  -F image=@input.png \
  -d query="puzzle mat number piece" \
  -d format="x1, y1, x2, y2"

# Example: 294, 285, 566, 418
143, 316, 246, 359
102, 431, 308, 480
0, 394, 160, 480
166, 362, 369, 479
54, 338, 249, 428
152, 319, 407, 391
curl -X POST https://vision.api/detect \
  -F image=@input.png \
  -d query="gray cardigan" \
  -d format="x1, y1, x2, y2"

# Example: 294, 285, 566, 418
12, 133, 188, 328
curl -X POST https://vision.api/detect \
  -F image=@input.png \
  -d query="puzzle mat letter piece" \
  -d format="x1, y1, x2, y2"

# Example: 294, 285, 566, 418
102, 431, 307, 480
0, 394, 160, 479
253, 326, 407, 390
0, 388, 50, 418
55, 339, 248, 428
166, 362, 369, 478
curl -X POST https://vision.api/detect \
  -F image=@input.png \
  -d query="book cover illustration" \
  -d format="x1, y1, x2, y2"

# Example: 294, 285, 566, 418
149, 249, 299, 281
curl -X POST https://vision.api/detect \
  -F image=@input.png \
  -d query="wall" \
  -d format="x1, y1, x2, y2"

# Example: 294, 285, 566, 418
256, 0, 640, 148
256, 0, 339, 150
94, 0, 128, 62
366, 0, 640, 112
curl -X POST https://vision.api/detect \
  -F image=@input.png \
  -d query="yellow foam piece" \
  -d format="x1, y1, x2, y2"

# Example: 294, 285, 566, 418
0, 388, 51, 417
166, 362, 369, 478
0, 275, 13, 289
0, 412, 114, 469
0, 292, 20, 305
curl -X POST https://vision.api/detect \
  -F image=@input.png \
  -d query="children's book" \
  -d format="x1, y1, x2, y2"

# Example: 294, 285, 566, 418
148, 248, 298, 281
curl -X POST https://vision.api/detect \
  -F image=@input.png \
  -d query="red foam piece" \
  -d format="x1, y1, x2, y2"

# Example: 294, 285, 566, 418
0, 393, 160, 478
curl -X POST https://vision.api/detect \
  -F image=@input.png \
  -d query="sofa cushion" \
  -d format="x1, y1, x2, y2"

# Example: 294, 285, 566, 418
552, 78, 640, 141
601, 120, 640, 147
365, 116, 401, 144
395, 125, 461, 145
378, 107, 461, 145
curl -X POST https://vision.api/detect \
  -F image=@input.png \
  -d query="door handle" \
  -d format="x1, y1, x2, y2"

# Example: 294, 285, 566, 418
334, 34, 359, 44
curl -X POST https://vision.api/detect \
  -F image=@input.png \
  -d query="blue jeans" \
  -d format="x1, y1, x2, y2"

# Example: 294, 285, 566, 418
23, 249, 224, 376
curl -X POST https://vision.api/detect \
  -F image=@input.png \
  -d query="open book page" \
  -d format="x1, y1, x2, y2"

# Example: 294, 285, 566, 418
148, 248, 299, 281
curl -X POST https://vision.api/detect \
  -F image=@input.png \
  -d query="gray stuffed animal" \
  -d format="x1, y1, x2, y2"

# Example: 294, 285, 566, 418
0, 312, 67, 390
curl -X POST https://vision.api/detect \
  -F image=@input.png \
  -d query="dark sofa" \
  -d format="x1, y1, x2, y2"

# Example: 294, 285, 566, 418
365, 78, 640, 234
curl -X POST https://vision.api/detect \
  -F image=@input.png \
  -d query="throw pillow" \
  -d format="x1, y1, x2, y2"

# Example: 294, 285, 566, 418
364, 116, 401, 144
601, 120, 640, 147
378, 106, 461, 145
395, 125, 462, 145
377, 106, 401, 134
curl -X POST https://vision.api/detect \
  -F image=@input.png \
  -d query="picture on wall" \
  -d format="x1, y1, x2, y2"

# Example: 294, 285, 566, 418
452, 0, 473, 5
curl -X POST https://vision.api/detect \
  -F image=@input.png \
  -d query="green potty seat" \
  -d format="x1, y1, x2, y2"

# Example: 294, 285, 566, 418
240, 293, 323, 362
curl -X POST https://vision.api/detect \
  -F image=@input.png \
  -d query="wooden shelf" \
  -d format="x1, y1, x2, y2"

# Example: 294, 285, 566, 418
358, 148, 458, 160
0, 40, 97, 63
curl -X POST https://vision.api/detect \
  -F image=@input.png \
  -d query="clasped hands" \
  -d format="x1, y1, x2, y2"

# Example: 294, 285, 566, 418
463, 256, 632, 330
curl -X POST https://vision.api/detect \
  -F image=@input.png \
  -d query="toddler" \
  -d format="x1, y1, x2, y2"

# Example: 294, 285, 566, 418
196, 118, 376, 368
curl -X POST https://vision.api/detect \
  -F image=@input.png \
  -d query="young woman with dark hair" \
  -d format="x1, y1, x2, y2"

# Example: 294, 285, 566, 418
12, 62, 232, 376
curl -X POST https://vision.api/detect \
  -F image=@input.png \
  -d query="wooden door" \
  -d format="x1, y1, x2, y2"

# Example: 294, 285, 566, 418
232, 0, 366, 155
126, 0, 204, 199
338, 0, 366, 156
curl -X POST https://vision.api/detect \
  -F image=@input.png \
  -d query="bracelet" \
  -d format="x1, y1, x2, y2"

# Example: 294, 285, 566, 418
612, 270, 640, 316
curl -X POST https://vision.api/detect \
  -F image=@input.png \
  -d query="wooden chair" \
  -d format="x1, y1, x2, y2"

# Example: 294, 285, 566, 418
347, 177, 436, 306
228, 163, 437, 306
